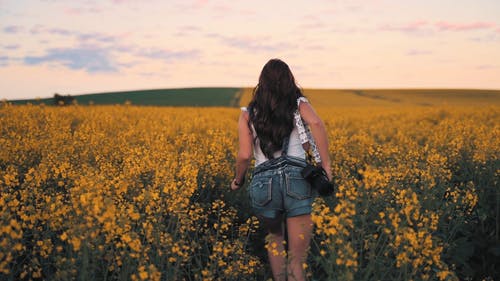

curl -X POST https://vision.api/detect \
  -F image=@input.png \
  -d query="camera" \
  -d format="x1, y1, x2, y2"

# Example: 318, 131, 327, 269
301, 164, 334, 196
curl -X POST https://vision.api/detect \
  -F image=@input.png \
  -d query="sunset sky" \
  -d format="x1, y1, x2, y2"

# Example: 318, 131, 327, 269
1, 0, 500, 100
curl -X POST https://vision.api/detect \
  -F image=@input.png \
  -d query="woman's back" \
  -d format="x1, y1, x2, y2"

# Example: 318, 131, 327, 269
247, 59, 303, 160
242, 97, 310, 166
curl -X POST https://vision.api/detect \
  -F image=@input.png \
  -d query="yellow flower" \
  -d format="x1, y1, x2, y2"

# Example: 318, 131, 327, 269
70, 237, 81, 251
139, 271, 148, 280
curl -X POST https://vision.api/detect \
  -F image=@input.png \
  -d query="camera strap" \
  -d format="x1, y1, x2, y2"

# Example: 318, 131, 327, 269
294, 110, 321, 165
281, 137, 289, 156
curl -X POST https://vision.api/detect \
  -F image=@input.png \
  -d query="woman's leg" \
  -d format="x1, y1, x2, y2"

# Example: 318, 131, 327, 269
286, 214, 313, 281
262, 216, 286, 281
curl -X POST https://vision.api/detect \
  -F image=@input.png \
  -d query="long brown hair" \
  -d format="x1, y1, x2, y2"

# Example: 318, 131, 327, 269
248, 59, 304, 159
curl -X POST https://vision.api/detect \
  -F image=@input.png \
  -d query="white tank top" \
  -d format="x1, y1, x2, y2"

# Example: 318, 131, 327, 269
242, 97, 309, 167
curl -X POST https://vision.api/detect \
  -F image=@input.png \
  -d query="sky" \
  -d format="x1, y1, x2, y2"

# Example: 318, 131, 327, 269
1, 0, 500, 100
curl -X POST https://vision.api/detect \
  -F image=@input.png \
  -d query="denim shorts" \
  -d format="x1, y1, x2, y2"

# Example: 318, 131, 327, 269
248, 156, 316, 219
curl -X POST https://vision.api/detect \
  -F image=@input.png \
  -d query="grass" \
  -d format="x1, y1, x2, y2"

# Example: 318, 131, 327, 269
7, 87, 244, 107
240, 88, 500, 107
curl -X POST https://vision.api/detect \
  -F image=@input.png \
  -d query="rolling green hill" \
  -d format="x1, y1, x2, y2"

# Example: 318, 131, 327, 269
8, 87, 244, 107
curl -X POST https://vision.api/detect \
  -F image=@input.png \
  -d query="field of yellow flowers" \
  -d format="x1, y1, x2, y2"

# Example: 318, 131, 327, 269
0, 102, 498, 280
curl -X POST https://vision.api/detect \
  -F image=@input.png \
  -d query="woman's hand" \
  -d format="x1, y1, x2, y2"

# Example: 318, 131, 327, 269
232, 110, 251, 191
230, 178, 242, 191
326, 170, 333, 182
323, 166, 333, 182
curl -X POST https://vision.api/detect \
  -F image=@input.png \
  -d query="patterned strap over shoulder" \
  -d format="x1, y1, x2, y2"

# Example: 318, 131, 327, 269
294, 97, 322, 164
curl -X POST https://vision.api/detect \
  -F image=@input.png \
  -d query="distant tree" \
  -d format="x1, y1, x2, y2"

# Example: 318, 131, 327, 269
54, 93, 75, 106
0, 98, 10, 107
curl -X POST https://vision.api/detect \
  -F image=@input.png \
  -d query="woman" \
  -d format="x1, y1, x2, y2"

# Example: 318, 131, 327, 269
231, 59, 332, 281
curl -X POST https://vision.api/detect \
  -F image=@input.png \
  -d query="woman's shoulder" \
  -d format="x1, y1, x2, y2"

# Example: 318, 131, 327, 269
239, 107, 250, 121
297, 96, 309, 106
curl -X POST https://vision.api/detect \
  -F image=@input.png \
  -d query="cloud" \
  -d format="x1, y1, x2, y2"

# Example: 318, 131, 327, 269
379, 20, 498, 35
435, 21, 496, 31
64, 6, 102, 15
45, 27, 119, 44
15, 24, 200, 72
137, 71, 168, 78
329, 26, 359, 34
469, 33, 500, 43
78, 32, 117, 43
195, 0, 209, 7
179, 25, 202, 32
173, 25, 203, 37
3, 25, 23, 33
47, 28, 73, 36
208, 33, 292, 52
406, 49, 433, 56
306, 45, 327, 51
0, 56, 8, 66
174, 0, 211, 12
30, 24, 45, 35
3, 44, 19, 50
26, 24, 121, 44
476, 64, 499, 70
344, 4, 363, 13
136, 47, 200, 61
223, 37, 289, 51
298, 21, 327, 30
24, 47, 118, 73
379, 21, 429, 33
111, 0, 137, 3
172, 1, 252, 19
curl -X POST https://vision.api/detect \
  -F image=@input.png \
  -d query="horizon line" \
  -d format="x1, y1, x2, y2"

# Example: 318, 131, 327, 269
5, 86, 500, 102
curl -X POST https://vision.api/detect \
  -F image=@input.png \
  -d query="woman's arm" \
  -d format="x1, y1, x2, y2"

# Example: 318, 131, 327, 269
231, 110, 253, 190
298, 101, 332, 181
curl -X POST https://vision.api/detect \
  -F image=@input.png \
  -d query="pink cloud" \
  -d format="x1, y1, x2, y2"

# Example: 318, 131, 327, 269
64, 7, 102, 15
190, 0, 210, 9
30, 24, 44, 35
174, 0, 212, 13
206, 33, 292, 52
3, 25, 23, 34
330, 26, 359, 33
406, 49, 433, 56
64, 8, 84, 15
379, 20, 428, 32
196, 0, 209, 5
476, 64, 498, 70
299, 21, 327, 30
173, 25, 202, 37
435, 21, 496, 31
379, 20, 498, 35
